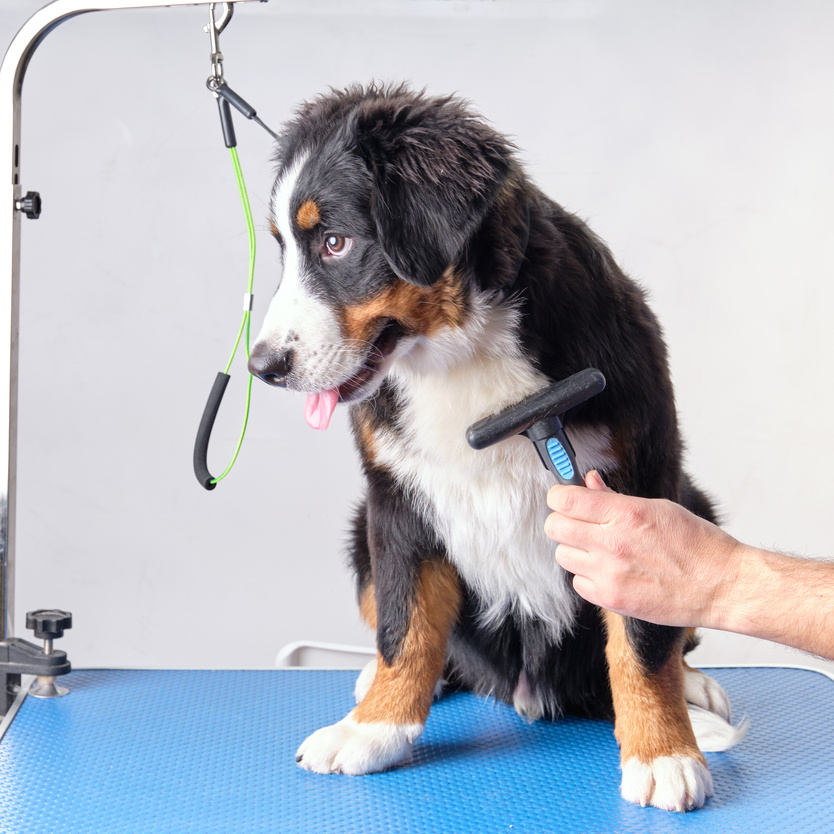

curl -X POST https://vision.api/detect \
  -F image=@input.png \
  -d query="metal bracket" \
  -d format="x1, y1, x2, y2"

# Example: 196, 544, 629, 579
0, 637, 70, 714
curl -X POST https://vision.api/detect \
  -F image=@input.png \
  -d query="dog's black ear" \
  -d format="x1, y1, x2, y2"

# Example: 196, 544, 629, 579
355, 91, 514, 287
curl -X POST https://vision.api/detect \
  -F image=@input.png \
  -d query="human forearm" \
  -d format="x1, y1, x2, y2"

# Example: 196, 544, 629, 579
715, 545, 834, 659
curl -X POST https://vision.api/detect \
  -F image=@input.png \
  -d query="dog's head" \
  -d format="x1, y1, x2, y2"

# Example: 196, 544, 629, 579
248, 84, 522, 429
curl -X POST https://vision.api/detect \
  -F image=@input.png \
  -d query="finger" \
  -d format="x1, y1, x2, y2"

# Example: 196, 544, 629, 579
585, 469, 614, 493
552, 541, 593, 576
546, 481, 619, 524
571, 573, 605, 608
544, 510, 602, 551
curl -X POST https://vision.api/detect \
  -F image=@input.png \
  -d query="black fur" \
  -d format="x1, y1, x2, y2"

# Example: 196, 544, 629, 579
363, 465, 445, 665
445, 593, 614, 720
269, 84, 718, 721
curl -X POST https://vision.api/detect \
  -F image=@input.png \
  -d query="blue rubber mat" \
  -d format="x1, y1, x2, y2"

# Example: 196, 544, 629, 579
0, 667, 830, 832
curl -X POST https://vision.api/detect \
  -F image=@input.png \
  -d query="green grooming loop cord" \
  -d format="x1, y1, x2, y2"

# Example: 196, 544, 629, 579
193, 6, 280, 491
212, 146, 255, 485
192, 145, 257, 490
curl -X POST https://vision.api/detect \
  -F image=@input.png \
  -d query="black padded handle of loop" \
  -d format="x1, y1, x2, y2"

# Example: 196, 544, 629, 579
217, 97, 237, 149
466, 369, 606, 450
194, 371, 230, 490
214, 81, 257, 120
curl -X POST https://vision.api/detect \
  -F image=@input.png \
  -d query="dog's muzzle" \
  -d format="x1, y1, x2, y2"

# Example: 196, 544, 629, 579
248, 343, 293, 387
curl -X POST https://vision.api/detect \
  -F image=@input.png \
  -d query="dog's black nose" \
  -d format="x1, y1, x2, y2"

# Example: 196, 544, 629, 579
248, 343, 294, 387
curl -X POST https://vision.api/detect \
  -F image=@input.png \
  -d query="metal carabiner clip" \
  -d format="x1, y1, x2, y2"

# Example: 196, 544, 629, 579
205, 3, 238, 148
206, 2, 235, 85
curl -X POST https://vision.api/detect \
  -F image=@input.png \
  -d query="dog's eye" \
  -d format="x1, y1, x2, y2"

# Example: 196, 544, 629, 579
323, 234, 353, 259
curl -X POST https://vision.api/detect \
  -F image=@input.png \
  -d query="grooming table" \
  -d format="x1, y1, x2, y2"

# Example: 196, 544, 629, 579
0, 666, 830, 833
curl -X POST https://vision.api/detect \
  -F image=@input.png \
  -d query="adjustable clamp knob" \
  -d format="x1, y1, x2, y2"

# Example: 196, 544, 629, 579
24, 610, 72, 700
15, 191, 42, 219
26, 610, 72, 644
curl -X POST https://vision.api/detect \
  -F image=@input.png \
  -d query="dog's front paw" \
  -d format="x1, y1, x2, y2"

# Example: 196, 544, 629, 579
620, 754, 713, 812
296, 715, 423, 775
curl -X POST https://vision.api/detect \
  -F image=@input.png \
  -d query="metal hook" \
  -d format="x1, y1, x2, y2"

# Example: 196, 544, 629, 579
205, 2, 235, 83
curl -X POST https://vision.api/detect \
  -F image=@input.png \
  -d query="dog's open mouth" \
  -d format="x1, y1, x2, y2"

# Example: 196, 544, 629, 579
305, 320, 403, 430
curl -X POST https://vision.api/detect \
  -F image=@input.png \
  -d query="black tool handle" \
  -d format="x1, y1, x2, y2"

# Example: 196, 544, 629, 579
466, 368, 606, 450
194, 372, 230, 490
523, 415, 585, 486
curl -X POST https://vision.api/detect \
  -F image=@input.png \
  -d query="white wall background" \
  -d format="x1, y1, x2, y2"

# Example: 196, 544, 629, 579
1, 0, 832, 676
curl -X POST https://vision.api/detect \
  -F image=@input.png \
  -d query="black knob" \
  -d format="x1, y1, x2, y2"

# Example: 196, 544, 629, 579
26, 609, 72, 641
16, 191, 42, 219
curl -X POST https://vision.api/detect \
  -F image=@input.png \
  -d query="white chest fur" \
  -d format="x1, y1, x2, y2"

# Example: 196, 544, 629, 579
371, 301, 614, 641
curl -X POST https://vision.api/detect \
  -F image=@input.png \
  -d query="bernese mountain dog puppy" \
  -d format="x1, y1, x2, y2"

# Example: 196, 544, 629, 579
248, 84, 743, 812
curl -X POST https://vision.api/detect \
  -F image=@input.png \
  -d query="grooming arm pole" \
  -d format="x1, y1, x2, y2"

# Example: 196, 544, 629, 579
0, 0, 261, 647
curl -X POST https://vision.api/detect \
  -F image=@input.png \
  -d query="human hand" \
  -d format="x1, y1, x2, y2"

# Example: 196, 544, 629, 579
545, 471, 743, 628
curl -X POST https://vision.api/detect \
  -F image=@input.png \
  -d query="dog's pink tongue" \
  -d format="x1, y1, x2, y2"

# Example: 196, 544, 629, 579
305, 389, 340, 431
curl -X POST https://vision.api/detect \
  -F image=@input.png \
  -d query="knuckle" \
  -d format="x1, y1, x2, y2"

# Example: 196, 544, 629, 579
605, 587, 626, 613
608, 536, 630, 561
557, 487, 581, 516
615, 498, 648, 534
617, 503, 640, 528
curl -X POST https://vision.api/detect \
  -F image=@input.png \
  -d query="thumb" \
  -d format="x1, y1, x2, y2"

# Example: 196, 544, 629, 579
585, 470, 614, 493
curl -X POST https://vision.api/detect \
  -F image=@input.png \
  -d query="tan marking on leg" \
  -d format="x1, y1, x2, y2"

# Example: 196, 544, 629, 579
603, 610, 705, 766
342, 269, 466, 344
353, 561, 460, 726
296, 199, 321, 230
359, 583, 377, 630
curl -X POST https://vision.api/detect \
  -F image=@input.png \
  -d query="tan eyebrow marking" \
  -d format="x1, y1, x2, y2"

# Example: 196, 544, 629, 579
296, 199, 321, 230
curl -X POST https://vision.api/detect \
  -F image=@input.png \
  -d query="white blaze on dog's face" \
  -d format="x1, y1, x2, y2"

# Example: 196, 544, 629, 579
251, 153, 380, 430
249, 149, 471, 430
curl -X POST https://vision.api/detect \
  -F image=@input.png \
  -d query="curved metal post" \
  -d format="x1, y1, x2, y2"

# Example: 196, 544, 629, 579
0, 0, 260, 643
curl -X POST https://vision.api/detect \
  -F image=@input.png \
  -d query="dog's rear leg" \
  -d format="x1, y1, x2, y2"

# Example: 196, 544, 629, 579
604, 611, 713, 812
296, 560, 460, 774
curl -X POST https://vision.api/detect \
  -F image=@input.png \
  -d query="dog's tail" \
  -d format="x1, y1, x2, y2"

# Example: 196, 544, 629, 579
689, 705, 749, 752
685, 668, 749, 753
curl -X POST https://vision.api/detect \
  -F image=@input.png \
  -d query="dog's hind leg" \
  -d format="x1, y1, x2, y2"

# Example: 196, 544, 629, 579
603, 610, 713, 812
296, 560, 461, 775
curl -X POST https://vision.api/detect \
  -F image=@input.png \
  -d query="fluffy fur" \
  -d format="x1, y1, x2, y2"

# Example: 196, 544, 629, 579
249, 84, 744, 812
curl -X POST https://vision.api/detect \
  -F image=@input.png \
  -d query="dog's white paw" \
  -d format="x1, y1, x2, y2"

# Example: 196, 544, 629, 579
620, 754, 713, 812
684, 668, 731, 722
295, 716, 423, 775
354, 658, 377, 704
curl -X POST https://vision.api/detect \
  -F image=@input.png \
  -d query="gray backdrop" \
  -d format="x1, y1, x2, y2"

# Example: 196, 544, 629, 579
2, 0, 832, 675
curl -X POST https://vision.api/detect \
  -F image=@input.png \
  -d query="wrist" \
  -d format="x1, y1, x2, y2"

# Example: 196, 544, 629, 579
709, 542, 787, 639
702, 537, 754, 633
